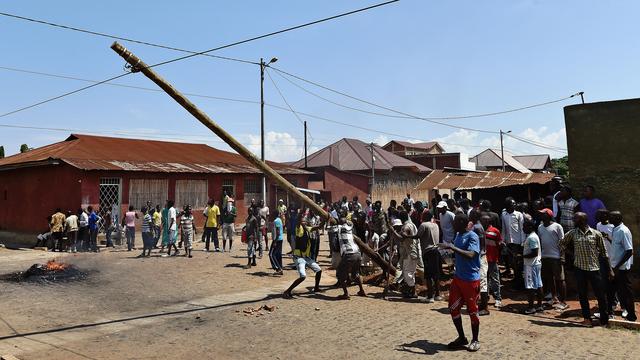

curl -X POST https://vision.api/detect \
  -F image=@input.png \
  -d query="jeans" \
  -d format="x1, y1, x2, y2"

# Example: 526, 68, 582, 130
507, 243, 524, 288
575, 268, 608, 322
269, 240, 283, 271
154, 225, 161, 247
67, 231, 78, 252
126, 226, 136, 251
488, 261, 502, 301
89, 228, 98, 252
204, 227, 219, 251
422, 248, 441, 298
247, 236, 256, 260
599, 256, 617, 312
615, 269, 637, 321
77, 227, 88, 252
105, 227, 113, 247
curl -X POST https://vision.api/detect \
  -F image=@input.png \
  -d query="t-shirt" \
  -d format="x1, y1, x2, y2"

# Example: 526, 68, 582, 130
473, 222, 486, 254
79, 212, 88, 228
501, 210, 524, 245
168, 207, 177, 230
142, 213, 152, 233
579, 198, 606, 228
273, 217, 284, 241
337, 223, 359, 256
180, 214, 194, 235
439, 211, 455, 244
523, 232, 542, 267
293, 225, 311, 257
205, 205, 220, 228
611, 223, 633, 270
538, 222, 564, 259
453, 231, 481, 281
88, 212, 100, 231
597, 222, 615, 262
125, 211, 136, 228
65, 215, 78, 232
50, 212, 66, 232
258, 206, 269, 227
485, 226, 502, 262
558, 198, 579, 231
153, 211, 162, 226
222, 206, 237, 224
417, 221, 439, 251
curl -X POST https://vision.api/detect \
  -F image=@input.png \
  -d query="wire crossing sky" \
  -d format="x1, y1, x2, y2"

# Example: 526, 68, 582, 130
1, 1, 638, 160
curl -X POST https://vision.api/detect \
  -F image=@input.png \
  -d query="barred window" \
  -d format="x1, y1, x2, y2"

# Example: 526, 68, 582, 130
222, 179, 235, 198
244, 178, 259, 193
175, 180, 208, 210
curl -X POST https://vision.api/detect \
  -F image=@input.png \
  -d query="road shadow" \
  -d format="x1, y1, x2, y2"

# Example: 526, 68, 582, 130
249, 271, 273, 277
224, 263, 246, 268
528, 319, 585, 328
396, 339, 451, 355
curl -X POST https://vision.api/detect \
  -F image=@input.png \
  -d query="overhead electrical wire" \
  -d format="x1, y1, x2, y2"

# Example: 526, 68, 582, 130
0, 0, 400, 118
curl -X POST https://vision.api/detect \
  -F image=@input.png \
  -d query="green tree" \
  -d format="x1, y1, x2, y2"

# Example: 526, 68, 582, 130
0, 146, 4, 159
19, 144, 30, 153
551, 156, 569, 177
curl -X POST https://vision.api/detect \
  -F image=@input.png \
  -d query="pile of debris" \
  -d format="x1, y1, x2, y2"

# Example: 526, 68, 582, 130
0, 259, 87, 283
237, 304, 277, 317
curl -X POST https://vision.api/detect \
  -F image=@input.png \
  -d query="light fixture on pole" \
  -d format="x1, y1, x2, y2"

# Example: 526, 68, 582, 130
260, 57, 278, 205
500, 130, 511, 172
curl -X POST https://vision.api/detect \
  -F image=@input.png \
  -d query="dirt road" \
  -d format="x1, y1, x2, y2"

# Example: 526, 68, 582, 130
0, 239, 637, 359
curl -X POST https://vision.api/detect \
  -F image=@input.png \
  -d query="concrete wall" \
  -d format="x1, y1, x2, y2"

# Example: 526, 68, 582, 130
564, 98, 640, 266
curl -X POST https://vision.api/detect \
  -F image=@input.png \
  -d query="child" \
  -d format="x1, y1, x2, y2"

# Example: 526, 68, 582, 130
180, 205, 196, 258
139, 206, 154, 257
523, 220, 543, 314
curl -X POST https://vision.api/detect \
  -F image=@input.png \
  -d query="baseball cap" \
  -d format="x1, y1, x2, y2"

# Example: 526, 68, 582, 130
392, 219, 402, 227
538, 208, 553, 217
436, 201, 448, 208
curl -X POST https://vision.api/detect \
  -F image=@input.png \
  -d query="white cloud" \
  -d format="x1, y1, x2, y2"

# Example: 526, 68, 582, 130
372, 134, 389, 146
435, 127, 567, 158
246, 131, 310, 162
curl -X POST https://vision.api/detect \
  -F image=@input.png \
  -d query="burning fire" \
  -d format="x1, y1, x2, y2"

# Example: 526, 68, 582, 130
45, 259, 71, 272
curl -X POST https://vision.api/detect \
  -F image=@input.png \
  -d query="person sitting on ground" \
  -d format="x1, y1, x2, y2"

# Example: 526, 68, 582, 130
283, 212, 325, 299
523, 220, 544, 314
336, 209, 366, 300
438, 213, 481, 352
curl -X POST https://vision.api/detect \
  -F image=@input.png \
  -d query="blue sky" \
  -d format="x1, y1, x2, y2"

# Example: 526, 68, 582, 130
1, 0, 638, 161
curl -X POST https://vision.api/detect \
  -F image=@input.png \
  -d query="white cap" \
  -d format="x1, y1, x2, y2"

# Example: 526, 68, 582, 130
392, 219, 402, 227
436, 201, 448, 208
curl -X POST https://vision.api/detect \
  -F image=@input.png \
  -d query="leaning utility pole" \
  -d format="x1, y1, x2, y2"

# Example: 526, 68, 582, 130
111, 42, 394, 276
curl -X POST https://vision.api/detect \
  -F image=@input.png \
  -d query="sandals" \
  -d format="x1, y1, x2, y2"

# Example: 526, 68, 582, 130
468, 340, 480, 352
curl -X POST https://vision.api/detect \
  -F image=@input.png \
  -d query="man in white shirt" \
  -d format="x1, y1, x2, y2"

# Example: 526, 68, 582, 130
610, 211, 636, 322
538, 209, 567, 309
167, 200, 179, 256
258, 200, 270, 256
523, 220, 543, 314
501, 198, 524, 287
437, 201, 455, 244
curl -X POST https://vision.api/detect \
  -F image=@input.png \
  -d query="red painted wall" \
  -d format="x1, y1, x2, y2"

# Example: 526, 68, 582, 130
0, 164, 83, 233
322, 167, 369, 204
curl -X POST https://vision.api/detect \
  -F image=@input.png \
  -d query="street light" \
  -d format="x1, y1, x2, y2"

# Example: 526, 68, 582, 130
260, 57, 278, 205
500, 130, 511, 171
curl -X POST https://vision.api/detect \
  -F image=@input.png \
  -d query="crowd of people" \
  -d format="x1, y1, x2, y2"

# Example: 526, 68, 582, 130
38, 178, 636, 351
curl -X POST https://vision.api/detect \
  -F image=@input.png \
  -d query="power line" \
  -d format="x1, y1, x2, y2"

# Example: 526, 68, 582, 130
0, 0, 399, 119
503, 133, 567, 152
271, 66, 581, 127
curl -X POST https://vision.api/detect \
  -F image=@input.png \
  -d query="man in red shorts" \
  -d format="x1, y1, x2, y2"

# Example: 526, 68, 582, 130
438, 213, 481, 352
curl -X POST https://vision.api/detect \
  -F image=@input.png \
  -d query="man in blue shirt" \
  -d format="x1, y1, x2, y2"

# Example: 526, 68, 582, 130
87, 206, 101, 253
439, 213, 481, 352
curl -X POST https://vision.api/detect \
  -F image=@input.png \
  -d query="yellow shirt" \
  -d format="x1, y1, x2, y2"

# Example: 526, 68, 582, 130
205, 205, 220, 227
293, 225, 311, 258
153, 211, 162, 226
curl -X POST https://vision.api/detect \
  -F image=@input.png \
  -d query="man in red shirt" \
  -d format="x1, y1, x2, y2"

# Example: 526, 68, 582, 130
481, 214, 503, 309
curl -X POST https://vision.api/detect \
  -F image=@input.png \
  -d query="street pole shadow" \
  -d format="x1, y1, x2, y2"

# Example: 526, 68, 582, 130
396, 340, 451, 355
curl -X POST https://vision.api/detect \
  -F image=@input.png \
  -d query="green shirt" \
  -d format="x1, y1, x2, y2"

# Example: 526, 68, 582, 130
222, 206, 237, 224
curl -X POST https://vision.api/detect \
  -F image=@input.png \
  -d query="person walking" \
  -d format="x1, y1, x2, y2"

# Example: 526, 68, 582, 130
166, 200, 179, 256
153, 205, 162, 248
560, 212, 613, 326
609, 211, 636, 322
179, 205, 196, 258
283, 212, 325, 299
269, 210, 284, 275
123, 205, 138, 252
439, 213, 482, 352
139, 206, 154, 257
221, 199, 237, 252
87, 206, 101, 252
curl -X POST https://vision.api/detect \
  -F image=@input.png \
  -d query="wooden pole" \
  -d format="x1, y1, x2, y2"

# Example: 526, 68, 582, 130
110, 42, 395, 276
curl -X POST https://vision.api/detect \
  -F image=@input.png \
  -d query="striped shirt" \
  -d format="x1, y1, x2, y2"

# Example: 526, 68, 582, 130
141, 214, 152, 233
559, 226, 608, 271
558, 198, 579, 231
180, 214, 194, 235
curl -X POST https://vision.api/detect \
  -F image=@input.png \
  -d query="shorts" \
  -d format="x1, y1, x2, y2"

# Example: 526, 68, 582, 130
295, 257, 321, 278
524, 264, 543, 290
182, 231, 193, 249
337, 252, 361, 283
541, 258, 565, 282
449, 277, 480, 321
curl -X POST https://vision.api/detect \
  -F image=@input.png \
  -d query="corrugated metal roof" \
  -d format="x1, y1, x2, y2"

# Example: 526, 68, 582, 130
414, 170, 554, 191
0, 134, 310, 175
512, 155, 551, 170
384, 140, 441, 151
469, 149, 532, 173
291, 138, 431, 173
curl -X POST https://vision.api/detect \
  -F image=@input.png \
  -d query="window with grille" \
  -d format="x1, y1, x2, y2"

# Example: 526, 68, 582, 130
243, 178, 259, 193
222, 179, 235, 198
175, 180, 208, 209
129, 179, 168, 210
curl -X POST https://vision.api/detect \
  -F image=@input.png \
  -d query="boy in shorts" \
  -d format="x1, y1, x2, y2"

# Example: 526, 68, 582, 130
523, 220, 543, 314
